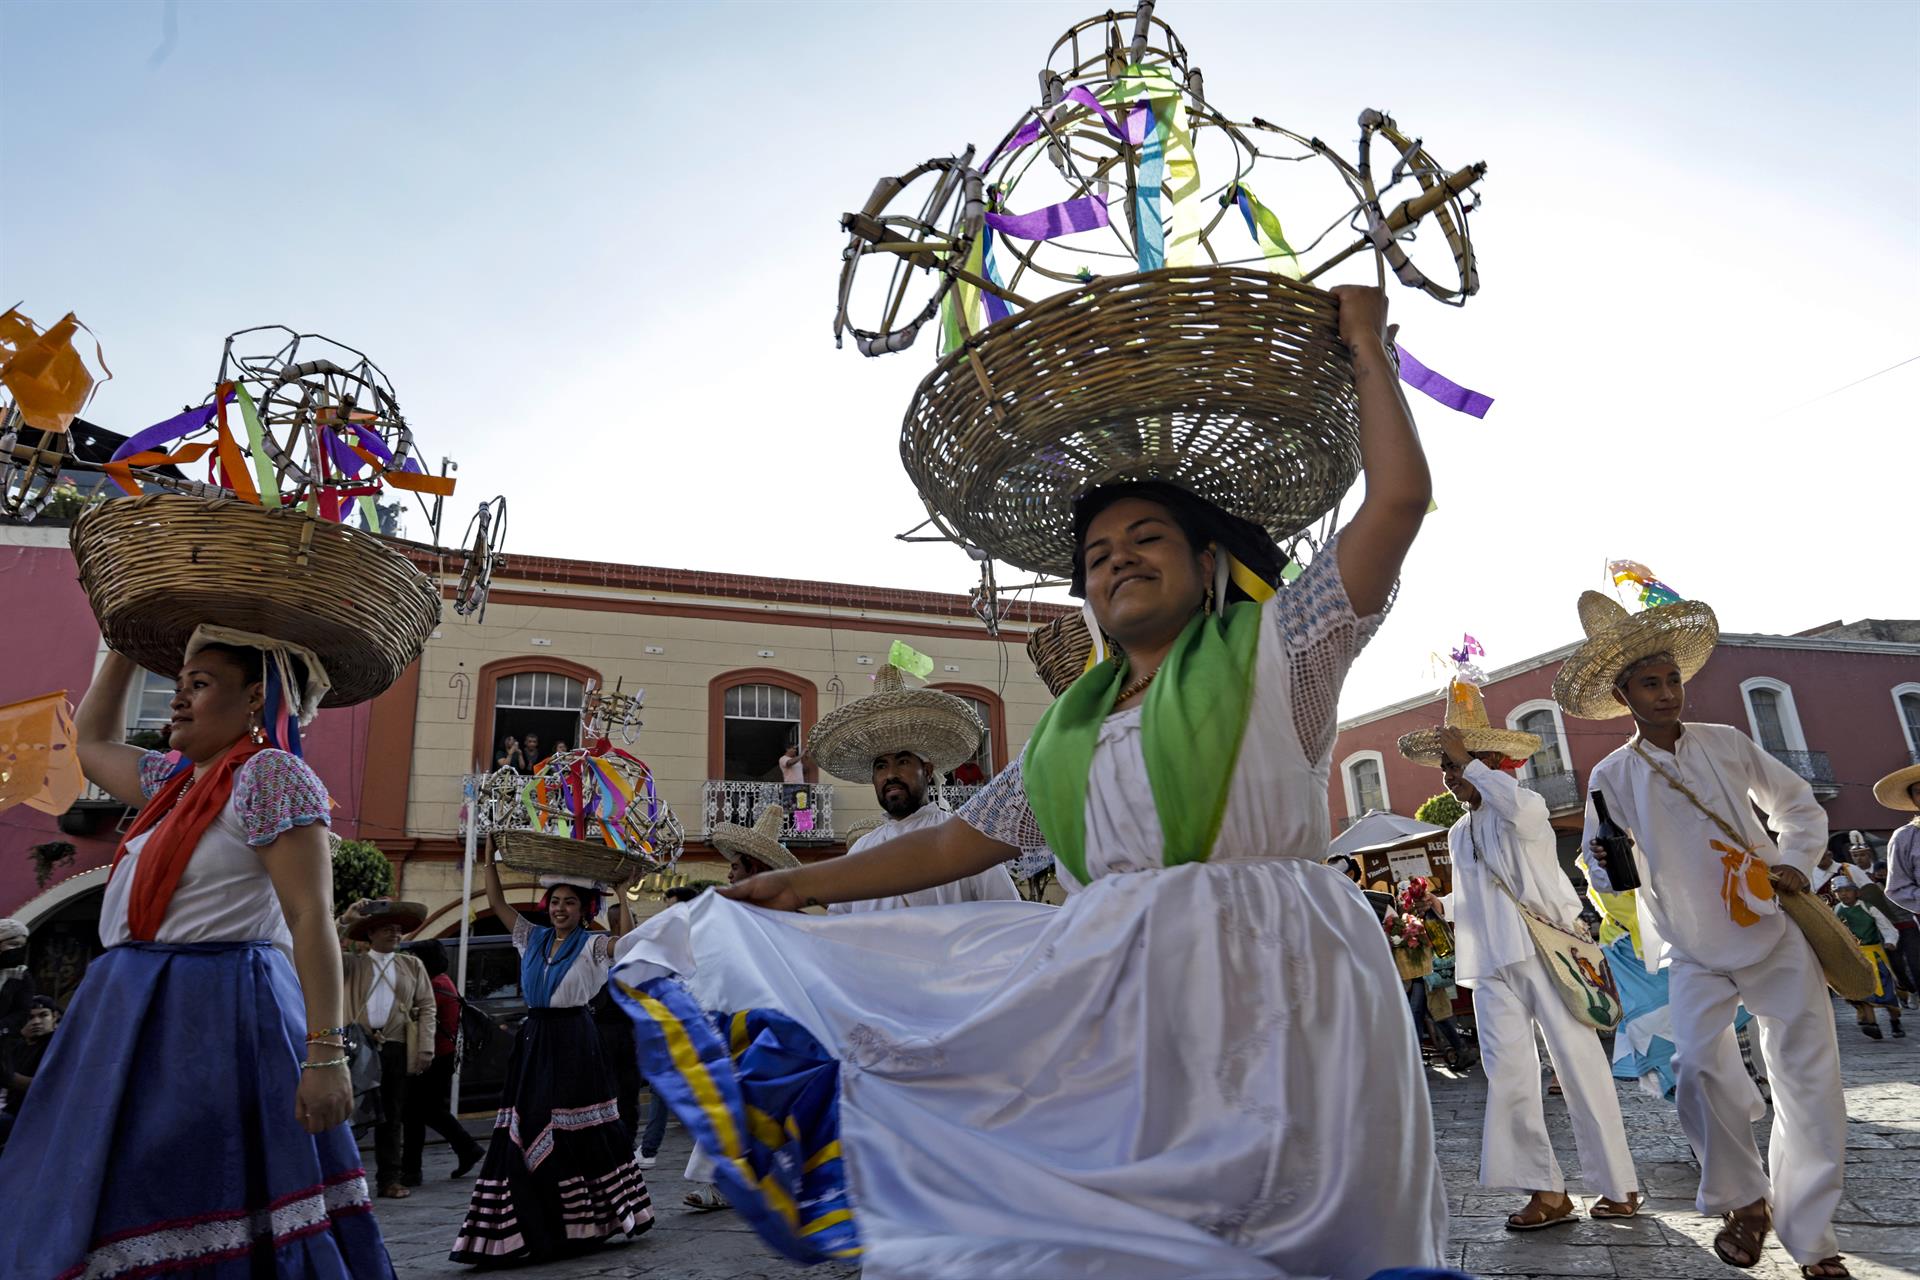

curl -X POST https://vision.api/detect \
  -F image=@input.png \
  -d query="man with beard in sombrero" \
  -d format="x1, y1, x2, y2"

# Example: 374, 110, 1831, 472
1555, 590, 1846, 1279
806, 660, 1019, 913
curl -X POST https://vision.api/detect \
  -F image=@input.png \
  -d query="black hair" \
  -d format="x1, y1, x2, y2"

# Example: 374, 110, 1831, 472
1069, 481, 1287, 603
189, 642, 312, 694
409, 938, 449, 978
663, 885, 707, 904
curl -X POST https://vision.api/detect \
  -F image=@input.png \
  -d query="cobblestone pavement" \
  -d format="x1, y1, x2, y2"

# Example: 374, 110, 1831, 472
374, 997, 1917, 1278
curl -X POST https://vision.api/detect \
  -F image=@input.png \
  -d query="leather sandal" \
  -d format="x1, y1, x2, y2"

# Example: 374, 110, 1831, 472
1800, 1257, 1849, 1278
684, 1185, 729, 1214
1590, 1191, 1641, 1219
378, 1183, 411, 1200
1505, 1192, 1577, 1231
1713, 1201, 1771, 1268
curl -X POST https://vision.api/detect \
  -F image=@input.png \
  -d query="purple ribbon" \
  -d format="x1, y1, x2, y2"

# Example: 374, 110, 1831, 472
984, 196, 1110, 241
986, 88, 1153, 169
110, 397, 229, 460
1396, 348, 1494, 418
325, 422, 396, 478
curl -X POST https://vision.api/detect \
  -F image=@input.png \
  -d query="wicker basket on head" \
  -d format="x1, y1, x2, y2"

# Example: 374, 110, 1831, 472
69, 493, 441, 707
494, 826, 680, 886
1027, 613, 1096, 698
902, 266, 1363, 577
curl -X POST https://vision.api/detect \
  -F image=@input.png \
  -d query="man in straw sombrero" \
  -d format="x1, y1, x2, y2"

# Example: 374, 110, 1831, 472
1872, 765, 1920, 1008
337, 896, 438, 1199
1398, 679, 1640, 1232
1555, 589, 1848, 1278
804, 658, 1018, 912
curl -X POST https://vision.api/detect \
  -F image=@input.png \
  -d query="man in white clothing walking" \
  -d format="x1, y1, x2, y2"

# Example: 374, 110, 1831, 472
806, 659, 1019, 912
1399, 685, 1639, 1231
1555, 589, 1848, 1279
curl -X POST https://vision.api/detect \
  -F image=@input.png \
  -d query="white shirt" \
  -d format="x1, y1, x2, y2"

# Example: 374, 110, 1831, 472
511, 918, 615, 1008
1583, 723, 1827, 972
1447, 761, 1584, 988
364, 951, 398, 1030
100, 797, 296, 957
830, 804, 1021, 914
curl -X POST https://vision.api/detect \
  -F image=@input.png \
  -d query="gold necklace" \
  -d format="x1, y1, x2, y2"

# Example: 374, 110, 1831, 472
1116, 666, 1158, 704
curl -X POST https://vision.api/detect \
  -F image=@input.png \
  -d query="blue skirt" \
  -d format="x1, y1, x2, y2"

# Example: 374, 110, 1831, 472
0, 941, 393, 1280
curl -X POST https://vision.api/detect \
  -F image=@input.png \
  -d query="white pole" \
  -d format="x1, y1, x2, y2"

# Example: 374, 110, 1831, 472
452, 772, 479, 1114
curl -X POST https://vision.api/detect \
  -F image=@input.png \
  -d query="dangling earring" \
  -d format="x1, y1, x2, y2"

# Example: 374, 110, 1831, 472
249, 715, 266, 746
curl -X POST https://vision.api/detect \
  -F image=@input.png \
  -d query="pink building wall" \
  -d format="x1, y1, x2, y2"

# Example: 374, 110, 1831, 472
1331, 638, 1920, 841
1, 542, 371, 916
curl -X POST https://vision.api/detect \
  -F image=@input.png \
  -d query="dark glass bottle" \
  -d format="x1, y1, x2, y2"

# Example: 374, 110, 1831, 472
1590, 789, 1641, 891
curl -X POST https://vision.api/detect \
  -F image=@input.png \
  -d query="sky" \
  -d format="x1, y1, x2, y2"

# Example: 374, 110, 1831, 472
4, 0, 1916, 718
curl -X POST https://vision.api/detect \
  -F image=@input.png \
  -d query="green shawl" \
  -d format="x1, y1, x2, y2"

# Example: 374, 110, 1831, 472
1023, 600, 1263, 884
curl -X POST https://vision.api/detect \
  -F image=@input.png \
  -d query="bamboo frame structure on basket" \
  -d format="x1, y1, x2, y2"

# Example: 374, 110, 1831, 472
832, 0, 1486, 579
482, 740, 685, 885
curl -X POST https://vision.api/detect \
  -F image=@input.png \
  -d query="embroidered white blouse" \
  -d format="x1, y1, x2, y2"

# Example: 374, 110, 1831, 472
511, 917, 615, 1008
99, 750, 332, 956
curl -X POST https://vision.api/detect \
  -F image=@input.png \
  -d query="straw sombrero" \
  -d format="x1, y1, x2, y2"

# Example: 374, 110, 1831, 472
806, 664, 983, 782
710, 806, 801, 873
1552, 590, 1720, 721
1873, 764, 1920, 813
344, 899, 428, 942
1397, 679, 1541, 767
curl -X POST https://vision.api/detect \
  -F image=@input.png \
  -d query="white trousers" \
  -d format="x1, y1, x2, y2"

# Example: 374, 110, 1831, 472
685, 1142, 717, 1183
1669, 927, 1845, 1265
1471, 951, 1638, 1200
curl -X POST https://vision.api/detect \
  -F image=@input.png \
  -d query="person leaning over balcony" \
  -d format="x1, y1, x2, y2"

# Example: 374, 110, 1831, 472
805, 661, 1020, 913
0, 639, 394, 1279
1398, 700, 1639, 1231
1555, 590, 1847, 1279
1875, 764, 1920, 1003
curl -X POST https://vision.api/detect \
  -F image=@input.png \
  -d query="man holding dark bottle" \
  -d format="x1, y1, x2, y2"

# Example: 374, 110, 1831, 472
1555, 590, 1847, 1279
1398, 683, 1639, 1231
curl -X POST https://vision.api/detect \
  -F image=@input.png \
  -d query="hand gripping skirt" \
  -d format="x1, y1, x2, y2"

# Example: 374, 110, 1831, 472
0, 941, 394, 1280
449, 1006, 653, 1263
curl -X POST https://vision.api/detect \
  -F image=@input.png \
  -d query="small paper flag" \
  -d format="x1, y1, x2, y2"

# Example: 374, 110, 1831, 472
0, 691, 83, 817
887, 640, 935, 680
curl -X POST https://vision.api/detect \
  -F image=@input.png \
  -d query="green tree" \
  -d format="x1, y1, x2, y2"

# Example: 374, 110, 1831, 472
331, 837, 394, 907
1414, 792, 1466, 830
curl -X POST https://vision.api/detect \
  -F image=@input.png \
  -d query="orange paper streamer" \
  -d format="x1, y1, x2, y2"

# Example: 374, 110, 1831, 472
0, 308, 110, 433
0, 692, 83, 817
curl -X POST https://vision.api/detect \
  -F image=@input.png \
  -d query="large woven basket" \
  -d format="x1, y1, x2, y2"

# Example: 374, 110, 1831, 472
69, 493, 442, 707
1027, 613, 1095, 698
901, 266, 1363, 576
495, 829, 648, 885
1776, 883, 1877, 1001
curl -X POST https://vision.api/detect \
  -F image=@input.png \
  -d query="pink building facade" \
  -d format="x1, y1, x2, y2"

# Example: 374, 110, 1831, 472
0, 532, 376, 922
1330, 627, 1920, 867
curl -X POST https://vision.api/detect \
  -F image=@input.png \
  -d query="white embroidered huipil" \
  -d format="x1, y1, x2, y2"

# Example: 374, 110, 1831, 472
828, 805, 1020, 914
1447, 761, 1582, 989
615, 540, 1448, 1280
1581, 723, 1827, 972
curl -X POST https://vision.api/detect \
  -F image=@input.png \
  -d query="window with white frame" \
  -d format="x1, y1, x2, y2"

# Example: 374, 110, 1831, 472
1341, 751, 1389, 818
126, 669, 175, 750
491, 671, 585, 770
722, 683, 805, 782
1894, 684, 1920, 761
1739, 677, 1807, 756
1506, 699, 1570, 779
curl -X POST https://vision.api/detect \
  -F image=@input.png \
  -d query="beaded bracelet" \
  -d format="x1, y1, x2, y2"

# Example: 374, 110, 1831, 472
301, 1056, 350, 1072
306, 1026, 348, 1043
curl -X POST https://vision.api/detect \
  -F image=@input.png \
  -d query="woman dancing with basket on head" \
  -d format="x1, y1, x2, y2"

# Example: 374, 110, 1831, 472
447, 849, 653, 1264
0, 635, 394, 1280
615, 286, 1464, 1280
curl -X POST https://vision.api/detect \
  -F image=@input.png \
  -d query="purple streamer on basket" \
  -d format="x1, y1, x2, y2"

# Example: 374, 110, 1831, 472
325, 422, 397, 478
984, 196, 1111, 242
985, 88, 1153, 169
1396, 348, 1494, 418
981, 224, 1010, 326
109, 397, 230, 460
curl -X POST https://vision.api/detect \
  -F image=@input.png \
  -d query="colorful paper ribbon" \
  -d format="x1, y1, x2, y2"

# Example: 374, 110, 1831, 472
1396, 348, 1493, 418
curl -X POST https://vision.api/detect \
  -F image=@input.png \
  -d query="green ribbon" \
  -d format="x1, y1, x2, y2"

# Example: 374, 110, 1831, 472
232, 383, 281, 509
1023, 601, 1262, 884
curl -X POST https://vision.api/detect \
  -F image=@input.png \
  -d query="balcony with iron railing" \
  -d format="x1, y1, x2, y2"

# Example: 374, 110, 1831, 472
1764, 749, 1839, 800
702, 780, 839, 844
1519, 770, 1582, 815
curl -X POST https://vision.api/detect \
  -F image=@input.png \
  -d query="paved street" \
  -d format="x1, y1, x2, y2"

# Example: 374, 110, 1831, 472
375, 998, 1917, 1279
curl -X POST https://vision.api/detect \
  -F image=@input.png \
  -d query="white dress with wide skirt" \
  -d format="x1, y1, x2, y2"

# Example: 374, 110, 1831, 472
615, 546, 1448, 1279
